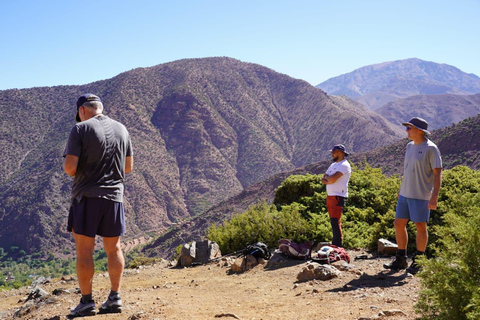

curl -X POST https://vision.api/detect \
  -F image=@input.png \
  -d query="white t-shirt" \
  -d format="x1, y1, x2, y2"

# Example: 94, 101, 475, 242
325, 159, 351, 197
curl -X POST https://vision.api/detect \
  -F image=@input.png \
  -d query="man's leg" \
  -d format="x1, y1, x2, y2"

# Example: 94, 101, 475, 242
99, 236, 124, 313
394, 218, 409, 251
103, 236, 124, 292
384, 218, 409, 269
73, 231, 95, 296
327, 196, 344, 247
415, 222, 428, 252
330, 218, 343, 247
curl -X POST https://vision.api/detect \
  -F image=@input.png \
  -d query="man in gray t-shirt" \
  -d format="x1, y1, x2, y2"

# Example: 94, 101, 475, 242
384, 117, 442, 275
63, 94, 133, 317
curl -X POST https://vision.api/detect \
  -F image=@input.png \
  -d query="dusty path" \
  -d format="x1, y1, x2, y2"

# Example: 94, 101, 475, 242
0, 251, 421, 320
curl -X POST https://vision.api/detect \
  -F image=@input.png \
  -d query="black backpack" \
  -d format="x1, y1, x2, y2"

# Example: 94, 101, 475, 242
243, 242, 271, 260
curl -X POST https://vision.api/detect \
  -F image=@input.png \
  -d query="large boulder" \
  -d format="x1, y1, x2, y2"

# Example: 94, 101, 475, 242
378, 238, 398, 255
177, 240, 221, 267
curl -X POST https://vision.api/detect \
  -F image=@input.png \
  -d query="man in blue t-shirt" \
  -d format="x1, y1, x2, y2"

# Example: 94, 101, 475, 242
63, 94, 133, 317
384, 117, 442, 275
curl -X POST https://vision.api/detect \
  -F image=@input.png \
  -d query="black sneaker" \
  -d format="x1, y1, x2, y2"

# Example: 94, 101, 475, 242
406, 254, 423, 275
99, 295, 123, 314
383, 254, 408, 270
69, 299, 96, 318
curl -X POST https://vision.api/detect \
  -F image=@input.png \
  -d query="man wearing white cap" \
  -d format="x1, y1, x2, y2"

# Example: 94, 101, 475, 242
384, 117, 442, 275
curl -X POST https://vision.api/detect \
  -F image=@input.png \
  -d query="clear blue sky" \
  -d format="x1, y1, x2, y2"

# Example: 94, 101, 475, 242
1, 0, 478, 90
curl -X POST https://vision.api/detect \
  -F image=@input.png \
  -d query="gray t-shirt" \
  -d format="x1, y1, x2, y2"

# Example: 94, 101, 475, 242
399, 139, 442, 200
63, 115, 133, 203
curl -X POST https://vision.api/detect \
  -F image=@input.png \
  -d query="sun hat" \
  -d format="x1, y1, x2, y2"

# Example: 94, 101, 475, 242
75, 93, 101, 122
331, 144, 349, 156
401, 117, 430, 135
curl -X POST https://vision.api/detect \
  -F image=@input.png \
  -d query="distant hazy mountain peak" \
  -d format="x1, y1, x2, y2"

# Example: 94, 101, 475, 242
316, 58, 480, 110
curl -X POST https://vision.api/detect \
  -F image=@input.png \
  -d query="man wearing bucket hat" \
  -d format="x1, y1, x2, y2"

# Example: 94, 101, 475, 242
384, 117, 442, 275
63, 93, 133, 316
321, 144, 352, 247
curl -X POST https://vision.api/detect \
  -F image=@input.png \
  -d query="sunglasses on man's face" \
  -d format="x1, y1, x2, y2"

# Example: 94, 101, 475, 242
406, 126, 412, 131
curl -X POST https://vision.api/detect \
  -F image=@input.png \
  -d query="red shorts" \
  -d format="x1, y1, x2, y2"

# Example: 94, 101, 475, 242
326, 196, 346, 219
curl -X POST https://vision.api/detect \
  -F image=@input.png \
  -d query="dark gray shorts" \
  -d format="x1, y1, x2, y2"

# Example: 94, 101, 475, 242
68, 197, 125, 238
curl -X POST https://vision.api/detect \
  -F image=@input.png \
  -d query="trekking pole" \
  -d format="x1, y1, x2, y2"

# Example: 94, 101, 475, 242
207, 249, 246, 263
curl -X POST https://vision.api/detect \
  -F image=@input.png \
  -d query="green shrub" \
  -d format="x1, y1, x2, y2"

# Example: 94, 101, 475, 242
416, 167, 480, 319
207, 201, 311, 254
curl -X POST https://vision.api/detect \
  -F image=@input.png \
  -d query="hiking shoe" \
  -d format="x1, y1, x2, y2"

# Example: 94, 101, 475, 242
383, 254, 408, 270
69, 299, 96, 317
406, 260, 422, 275
99, 295, 123, 314
406, 254, 423, 275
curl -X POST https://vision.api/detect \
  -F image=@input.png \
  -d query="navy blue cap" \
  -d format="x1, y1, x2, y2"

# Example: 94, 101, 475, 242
75, 93, 101, 122
331, 144, 349, 156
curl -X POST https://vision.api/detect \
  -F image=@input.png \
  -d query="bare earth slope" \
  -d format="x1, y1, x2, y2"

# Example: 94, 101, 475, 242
0, 251, 421, 320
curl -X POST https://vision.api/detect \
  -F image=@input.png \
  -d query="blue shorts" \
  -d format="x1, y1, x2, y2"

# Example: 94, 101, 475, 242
68, 197, 125, 238
395, 195, 430, 223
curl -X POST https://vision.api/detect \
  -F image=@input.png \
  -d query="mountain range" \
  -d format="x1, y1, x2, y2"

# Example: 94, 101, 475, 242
0, 57, 402, 258
316, 58, 480, 110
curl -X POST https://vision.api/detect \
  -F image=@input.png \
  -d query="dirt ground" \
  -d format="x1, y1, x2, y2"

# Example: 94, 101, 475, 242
0, 250, 422, 320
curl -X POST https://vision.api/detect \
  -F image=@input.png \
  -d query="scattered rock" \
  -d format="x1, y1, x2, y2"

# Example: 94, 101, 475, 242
195, 240, 221, 263
383, 309, 407, 316
128, 311, 146, 320
215, 313, 241, 319
377, 239, 398, 255
52, 288, 70, 296
296, 262, 341, 282
26, 286, 49, 302
231, 254, 260, 273
265, 252, 288, 268
331, 260, 361, 275
177, 242, 196, 267
14, 286, 55, 318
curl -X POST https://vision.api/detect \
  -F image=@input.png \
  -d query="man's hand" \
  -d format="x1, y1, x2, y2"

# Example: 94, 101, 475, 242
429, 195, 438, 210
64, 155, 79, 177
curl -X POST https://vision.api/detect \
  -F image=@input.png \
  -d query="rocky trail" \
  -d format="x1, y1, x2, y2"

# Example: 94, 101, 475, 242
0, 250, 422, 320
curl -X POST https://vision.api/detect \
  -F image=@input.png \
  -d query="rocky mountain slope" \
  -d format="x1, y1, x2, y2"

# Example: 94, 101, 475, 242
376, 93, 480, 130
0, 57, 403, 258
316, 58, 480, 110
144, 114, 480, 259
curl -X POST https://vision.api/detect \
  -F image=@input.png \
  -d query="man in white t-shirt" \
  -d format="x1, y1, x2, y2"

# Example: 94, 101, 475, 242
321, 144, 352, 247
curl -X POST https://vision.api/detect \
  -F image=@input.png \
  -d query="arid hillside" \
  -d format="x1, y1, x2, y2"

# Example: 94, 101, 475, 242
0, 57, 402, 258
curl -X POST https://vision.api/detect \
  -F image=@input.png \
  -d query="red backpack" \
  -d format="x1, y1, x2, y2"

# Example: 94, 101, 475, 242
311, 245, 350, 264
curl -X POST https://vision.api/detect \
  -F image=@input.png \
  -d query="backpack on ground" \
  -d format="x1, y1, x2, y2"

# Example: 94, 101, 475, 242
278, 239, 314, 260
311, 245, 350, 264
243, 242, 271, 260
